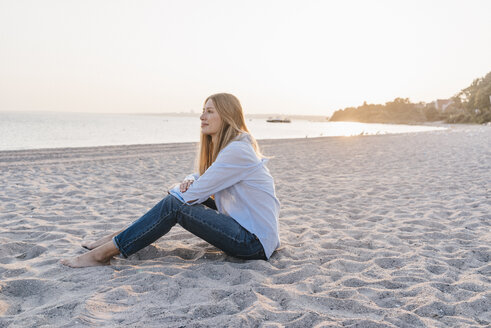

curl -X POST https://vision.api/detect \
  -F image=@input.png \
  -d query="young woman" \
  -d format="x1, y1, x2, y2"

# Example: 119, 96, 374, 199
61, 93, 280, 267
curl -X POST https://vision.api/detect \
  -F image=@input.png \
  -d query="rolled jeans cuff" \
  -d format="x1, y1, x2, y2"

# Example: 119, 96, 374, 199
112, 235, 128, 258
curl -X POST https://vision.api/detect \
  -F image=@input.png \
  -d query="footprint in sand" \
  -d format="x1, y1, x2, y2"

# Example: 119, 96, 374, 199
0, 242, 47, 264
0, 279, 55, 298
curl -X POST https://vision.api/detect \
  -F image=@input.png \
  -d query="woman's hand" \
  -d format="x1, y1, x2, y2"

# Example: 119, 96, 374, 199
180, 180, 194, 193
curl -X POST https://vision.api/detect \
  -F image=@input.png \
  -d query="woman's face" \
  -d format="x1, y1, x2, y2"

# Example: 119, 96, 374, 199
200, 98, 222, 140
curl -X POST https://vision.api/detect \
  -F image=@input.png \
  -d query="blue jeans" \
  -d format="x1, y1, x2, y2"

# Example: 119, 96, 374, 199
113, 195, 266, 260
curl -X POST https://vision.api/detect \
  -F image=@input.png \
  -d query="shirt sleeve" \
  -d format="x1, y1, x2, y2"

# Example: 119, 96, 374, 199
184, 173, 200, 181
179, 141, 263, 205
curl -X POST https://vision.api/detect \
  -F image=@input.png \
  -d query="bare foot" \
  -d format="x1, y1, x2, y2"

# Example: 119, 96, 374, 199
61, 241, 120, 268
81, 229, 124, 250
80, 240, 97, 250
60, 253, 110, 268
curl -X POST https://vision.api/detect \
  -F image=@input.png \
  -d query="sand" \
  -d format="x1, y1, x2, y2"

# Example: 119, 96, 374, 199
0, 124, 490, 327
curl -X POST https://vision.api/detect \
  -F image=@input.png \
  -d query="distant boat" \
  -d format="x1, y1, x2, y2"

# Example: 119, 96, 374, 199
266, 117, 291, 123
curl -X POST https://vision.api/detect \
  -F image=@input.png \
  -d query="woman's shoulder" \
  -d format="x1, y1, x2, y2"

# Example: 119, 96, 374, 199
229, 133, 256, 152
218, 133, 258, 161
232, 132, 252, 143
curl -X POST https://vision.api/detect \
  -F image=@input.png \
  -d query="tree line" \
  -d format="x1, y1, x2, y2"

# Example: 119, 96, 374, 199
329, 71, 491, 124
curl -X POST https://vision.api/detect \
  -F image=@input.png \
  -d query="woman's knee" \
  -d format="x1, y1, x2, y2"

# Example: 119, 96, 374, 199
160, 194, 183, 214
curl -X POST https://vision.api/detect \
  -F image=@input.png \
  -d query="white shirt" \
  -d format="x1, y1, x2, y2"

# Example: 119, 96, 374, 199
169, 133, 280, 259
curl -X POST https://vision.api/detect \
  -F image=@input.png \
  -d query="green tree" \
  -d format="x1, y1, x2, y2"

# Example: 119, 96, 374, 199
448, 71, 491, 123
329, 71, 491, 124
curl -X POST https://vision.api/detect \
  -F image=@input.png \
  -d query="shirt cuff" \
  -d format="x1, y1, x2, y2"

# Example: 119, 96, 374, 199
184, 173, 199, 181
168, 185, 185, 203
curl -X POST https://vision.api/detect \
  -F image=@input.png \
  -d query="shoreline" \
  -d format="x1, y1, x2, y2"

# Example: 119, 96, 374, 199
0, 122, 455, 154
0, 112, 451, 152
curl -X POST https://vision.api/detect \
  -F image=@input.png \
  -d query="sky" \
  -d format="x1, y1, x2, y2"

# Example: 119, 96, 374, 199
1, 0, 490, 116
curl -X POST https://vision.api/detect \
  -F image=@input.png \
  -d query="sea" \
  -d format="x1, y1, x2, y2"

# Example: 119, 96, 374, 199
0, 112, 446, 151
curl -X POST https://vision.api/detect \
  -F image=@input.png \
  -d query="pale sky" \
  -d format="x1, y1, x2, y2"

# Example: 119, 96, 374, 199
1, 0, 490, 116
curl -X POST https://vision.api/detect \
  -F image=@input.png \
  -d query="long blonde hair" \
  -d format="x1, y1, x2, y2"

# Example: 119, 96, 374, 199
197, 93, 262, 175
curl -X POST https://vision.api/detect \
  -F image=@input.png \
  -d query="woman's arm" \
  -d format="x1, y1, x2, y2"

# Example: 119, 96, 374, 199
179, 141, 263, 205
180, 173, 200, 192
180, 180, 194, 192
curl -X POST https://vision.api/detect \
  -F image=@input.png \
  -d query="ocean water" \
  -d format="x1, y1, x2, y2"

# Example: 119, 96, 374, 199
0, 112, 446, 151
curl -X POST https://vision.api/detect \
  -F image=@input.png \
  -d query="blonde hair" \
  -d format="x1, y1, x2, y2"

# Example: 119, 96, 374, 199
197, 93, 262, 175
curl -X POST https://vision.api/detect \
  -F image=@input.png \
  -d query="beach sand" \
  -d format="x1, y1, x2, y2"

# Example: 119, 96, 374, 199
0, 124, 490, 327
